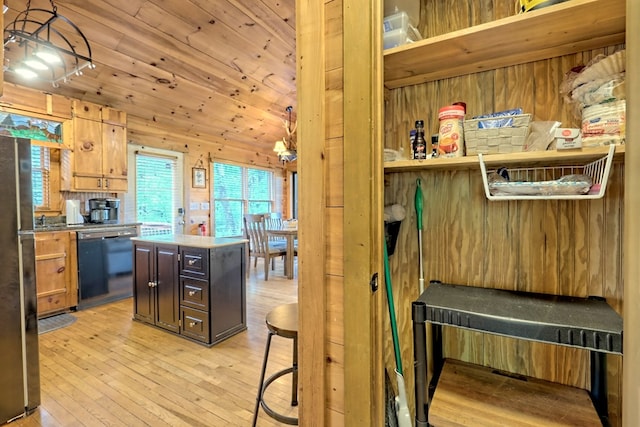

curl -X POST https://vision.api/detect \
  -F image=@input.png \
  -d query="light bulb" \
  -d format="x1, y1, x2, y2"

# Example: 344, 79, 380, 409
35, 49, 62, 64
14, 66, 38, 79
273, 139, 287, 153
23, 57, 49, 71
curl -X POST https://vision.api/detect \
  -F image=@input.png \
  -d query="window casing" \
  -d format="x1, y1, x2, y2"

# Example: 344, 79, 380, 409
213, 162, 274, 237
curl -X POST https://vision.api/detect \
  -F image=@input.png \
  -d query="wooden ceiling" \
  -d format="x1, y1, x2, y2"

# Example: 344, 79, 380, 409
2, 0, 297, 156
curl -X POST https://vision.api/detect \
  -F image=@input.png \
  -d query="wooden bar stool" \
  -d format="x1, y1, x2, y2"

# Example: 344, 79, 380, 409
252, 303, 298, 426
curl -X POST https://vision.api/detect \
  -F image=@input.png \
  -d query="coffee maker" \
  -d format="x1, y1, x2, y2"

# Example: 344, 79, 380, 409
88, 198, 120, 224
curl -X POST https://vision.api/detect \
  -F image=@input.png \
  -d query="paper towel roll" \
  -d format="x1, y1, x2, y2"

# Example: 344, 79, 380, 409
384, 204, 406, 222
65, 200, 84, 225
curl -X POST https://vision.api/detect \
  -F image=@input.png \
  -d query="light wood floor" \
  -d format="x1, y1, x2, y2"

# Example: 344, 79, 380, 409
13, 259, 298, 427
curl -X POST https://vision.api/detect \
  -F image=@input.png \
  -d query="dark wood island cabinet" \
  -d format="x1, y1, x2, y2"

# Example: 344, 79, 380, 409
132, 235, 247, 346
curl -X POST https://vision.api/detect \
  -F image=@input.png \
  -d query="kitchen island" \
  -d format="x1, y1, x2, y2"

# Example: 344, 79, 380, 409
131, 234, 248, 346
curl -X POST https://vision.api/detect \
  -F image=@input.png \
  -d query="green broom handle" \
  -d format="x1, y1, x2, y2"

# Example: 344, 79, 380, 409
383, 240, 403, 376
415, 178, 423, 230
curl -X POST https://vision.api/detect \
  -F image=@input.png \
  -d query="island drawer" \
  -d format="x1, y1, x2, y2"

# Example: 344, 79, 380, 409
180, 306, 210, 343
180, 277, 209, 311
180, 246, 209, 279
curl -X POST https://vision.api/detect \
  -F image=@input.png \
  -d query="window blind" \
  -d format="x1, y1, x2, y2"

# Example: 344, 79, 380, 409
31, 145, 50, 209
125, 145, 183, 236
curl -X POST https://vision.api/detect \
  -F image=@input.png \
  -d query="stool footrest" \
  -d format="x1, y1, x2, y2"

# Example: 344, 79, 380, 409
259, 366, 298, 425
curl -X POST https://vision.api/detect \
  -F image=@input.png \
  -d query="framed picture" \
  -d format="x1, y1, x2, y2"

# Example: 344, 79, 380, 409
192, 167, 207, 188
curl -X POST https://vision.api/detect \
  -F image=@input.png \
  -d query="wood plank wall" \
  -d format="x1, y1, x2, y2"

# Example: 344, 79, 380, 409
127, 117, 289, 236
324, 0, 345, 423
383, 1, 625, 424
0, 83, 289, 235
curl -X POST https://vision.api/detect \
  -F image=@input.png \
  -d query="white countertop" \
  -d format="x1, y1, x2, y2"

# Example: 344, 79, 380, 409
131, 234, 248, 248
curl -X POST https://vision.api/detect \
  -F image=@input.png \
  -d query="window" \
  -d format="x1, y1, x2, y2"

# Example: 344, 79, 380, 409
125, 146, 183, 236
31, 145, 50, 209
213, 162, 274, 237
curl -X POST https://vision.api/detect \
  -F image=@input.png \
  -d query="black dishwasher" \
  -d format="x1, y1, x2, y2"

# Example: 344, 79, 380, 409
77, 227, 138, 309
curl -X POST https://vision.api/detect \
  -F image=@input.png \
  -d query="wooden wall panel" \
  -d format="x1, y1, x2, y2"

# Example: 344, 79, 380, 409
326, 341, 345, 419
297, 0, 330, 424
326, 136, 344, 207
326, 69, 344, 141
0, 83, 73, 119
327, 275, 344, 346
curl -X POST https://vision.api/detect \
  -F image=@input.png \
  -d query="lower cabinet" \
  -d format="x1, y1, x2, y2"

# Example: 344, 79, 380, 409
133, 241, 246, 346
133, 242, 180, 333
35, 231, 79, 318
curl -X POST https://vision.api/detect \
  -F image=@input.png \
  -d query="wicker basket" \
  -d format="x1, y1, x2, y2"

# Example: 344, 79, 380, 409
464, 114, 532, 155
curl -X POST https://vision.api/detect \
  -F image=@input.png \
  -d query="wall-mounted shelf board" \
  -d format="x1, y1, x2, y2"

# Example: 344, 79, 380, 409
383, 0, 626, 89
384, 145, 625, 173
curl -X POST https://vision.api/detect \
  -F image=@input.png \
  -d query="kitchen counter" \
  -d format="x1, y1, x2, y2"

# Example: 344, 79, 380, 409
131, 234, 247, 249
133, 234, 248, 346
34, 222, 142, 233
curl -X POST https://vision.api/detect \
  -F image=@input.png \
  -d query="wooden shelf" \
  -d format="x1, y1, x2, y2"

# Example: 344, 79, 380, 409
383, 0, 626, 89
384, 145, 625, 172
429, 359, 601, 427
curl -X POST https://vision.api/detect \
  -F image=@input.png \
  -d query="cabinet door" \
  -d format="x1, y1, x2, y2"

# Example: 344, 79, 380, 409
73, 117, 103, 183
73, 100, 102, 121
210, 245, 246, 342
102, 123, 127, 191
133, 242, 155, 324
102, 107, 127, 126
35, 232, 73, 317
155, 244, 180, 333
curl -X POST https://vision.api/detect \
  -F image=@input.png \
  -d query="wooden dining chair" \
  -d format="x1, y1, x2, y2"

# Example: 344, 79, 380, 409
243, 214, 287, 280
264, 212, 287, 246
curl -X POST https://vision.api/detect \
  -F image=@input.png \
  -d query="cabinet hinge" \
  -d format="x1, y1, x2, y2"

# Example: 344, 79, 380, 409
177, 253, 181, 262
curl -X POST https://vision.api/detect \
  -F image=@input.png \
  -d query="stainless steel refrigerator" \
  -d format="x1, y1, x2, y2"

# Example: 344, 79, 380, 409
0, 135, 40, 423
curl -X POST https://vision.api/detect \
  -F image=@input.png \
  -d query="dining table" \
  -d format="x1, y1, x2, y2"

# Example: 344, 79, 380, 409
267, 227, 298, 279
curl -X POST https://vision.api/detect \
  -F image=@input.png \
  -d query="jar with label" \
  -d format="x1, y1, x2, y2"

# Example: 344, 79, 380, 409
438, 105, 465, 157
409, 129, 416, 159
431, 134, 439, 158
413, 120, 427, 160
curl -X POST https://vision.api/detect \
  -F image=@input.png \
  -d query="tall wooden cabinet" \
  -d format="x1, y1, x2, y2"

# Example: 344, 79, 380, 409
62, 100, 128, 192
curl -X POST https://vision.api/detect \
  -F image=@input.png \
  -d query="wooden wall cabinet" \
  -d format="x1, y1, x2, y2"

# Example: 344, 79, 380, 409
62, 100, 128, 192
35, 231, 78, 318
133, 240, 247, 346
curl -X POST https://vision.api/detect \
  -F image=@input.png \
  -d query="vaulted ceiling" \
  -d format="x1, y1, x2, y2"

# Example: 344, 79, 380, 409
3, 0, 297, 155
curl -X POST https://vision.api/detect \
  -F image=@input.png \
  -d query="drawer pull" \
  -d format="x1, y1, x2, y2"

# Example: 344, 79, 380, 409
188, 290, 196, 296
189, 321, 196, 327
57, 266, 65, 273
188, 259, 197, 266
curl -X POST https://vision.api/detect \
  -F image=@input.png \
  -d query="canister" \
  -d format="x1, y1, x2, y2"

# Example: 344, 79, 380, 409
438, 105, 465, 157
